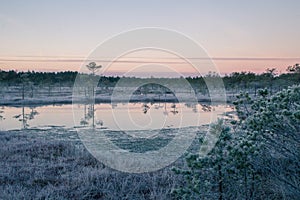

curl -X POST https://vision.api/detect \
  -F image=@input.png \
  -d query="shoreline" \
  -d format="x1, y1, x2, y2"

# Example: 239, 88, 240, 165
0, 94, 233, 107
0, 98, 228, 107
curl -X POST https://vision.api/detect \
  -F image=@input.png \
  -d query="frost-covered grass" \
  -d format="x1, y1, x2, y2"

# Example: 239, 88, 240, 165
0, 85, 231, 106
0, 129, 187, 199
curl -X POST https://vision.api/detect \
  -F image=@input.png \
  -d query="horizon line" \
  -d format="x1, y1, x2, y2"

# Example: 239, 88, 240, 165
0, 56, 300, 64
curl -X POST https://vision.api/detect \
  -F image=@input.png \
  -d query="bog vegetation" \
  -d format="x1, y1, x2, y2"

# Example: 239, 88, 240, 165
0, 64, 299, 199
0, 64, 299, 96
0, 85, 299, 199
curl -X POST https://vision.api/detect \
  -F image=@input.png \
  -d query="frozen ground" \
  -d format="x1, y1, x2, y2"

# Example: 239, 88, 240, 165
0, 86, 232, 106
0, 126, 204, 199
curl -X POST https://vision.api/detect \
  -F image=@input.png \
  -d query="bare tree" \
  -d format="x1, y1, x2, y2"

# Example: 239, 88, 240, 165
85, 62, 102, 128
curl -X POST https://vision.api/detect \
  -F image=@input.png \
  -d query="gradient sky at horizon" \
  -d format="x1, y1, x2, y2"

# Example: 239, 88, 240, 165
1, 0, 300, 76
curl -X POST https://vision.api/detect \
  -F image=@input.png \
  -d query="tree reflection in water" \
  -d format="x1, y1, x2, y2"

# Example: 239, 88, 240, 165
80, 103, 104, 129
14, 106, 39, 129
170, 103, 179, 115
142, 103, 150, 114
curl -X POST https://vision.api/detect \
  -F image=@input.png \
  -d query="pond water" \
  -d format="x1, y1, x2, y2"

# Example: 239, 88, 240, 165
0, 103, 234, 131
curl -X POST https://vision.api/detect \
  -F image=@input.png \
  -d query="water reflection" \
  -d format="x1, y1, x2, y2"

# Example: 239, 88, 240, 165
201, 104, 212, 112
163, 102, 168, 116
79, 76, 104, 128
80, 103, 104, 128
170, 103, 179, 115
0, 106, 4, 120
13, 106, 39, 129
0, 103, 234, 131
142, 103, 150, 114
185, 103, 198, 113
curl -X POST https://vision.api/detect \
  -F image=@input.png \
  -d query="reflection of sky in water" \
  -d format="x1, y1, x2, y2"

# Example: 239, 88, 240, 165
0, 103, 233, 131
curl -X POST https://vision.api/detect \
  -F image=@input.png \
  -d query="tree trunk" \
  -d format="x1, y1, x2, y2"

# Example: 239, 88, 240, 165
22, 84, 25, 100
22, 105, 25, 129
92, 86, 95, 128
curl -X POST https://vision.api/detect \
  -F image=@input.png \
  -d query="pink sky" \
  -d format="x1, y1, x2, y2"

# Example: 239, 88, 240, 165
1, 1, 300, 77
0, 56, 299, 76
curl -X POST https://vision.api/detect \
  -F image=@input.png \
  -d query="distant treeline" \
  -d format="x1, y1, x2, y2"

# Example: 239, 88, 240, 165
0, 65, 299, 93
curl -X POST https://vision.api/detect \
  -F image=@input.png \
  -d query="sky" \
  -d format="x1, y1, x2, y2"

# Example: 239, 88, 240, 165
0, 0, 300, 76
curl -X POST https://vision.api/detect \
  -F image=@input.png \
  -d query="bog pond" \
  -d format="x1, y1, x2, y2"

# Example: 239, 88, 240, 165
0, 103, 234, 131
